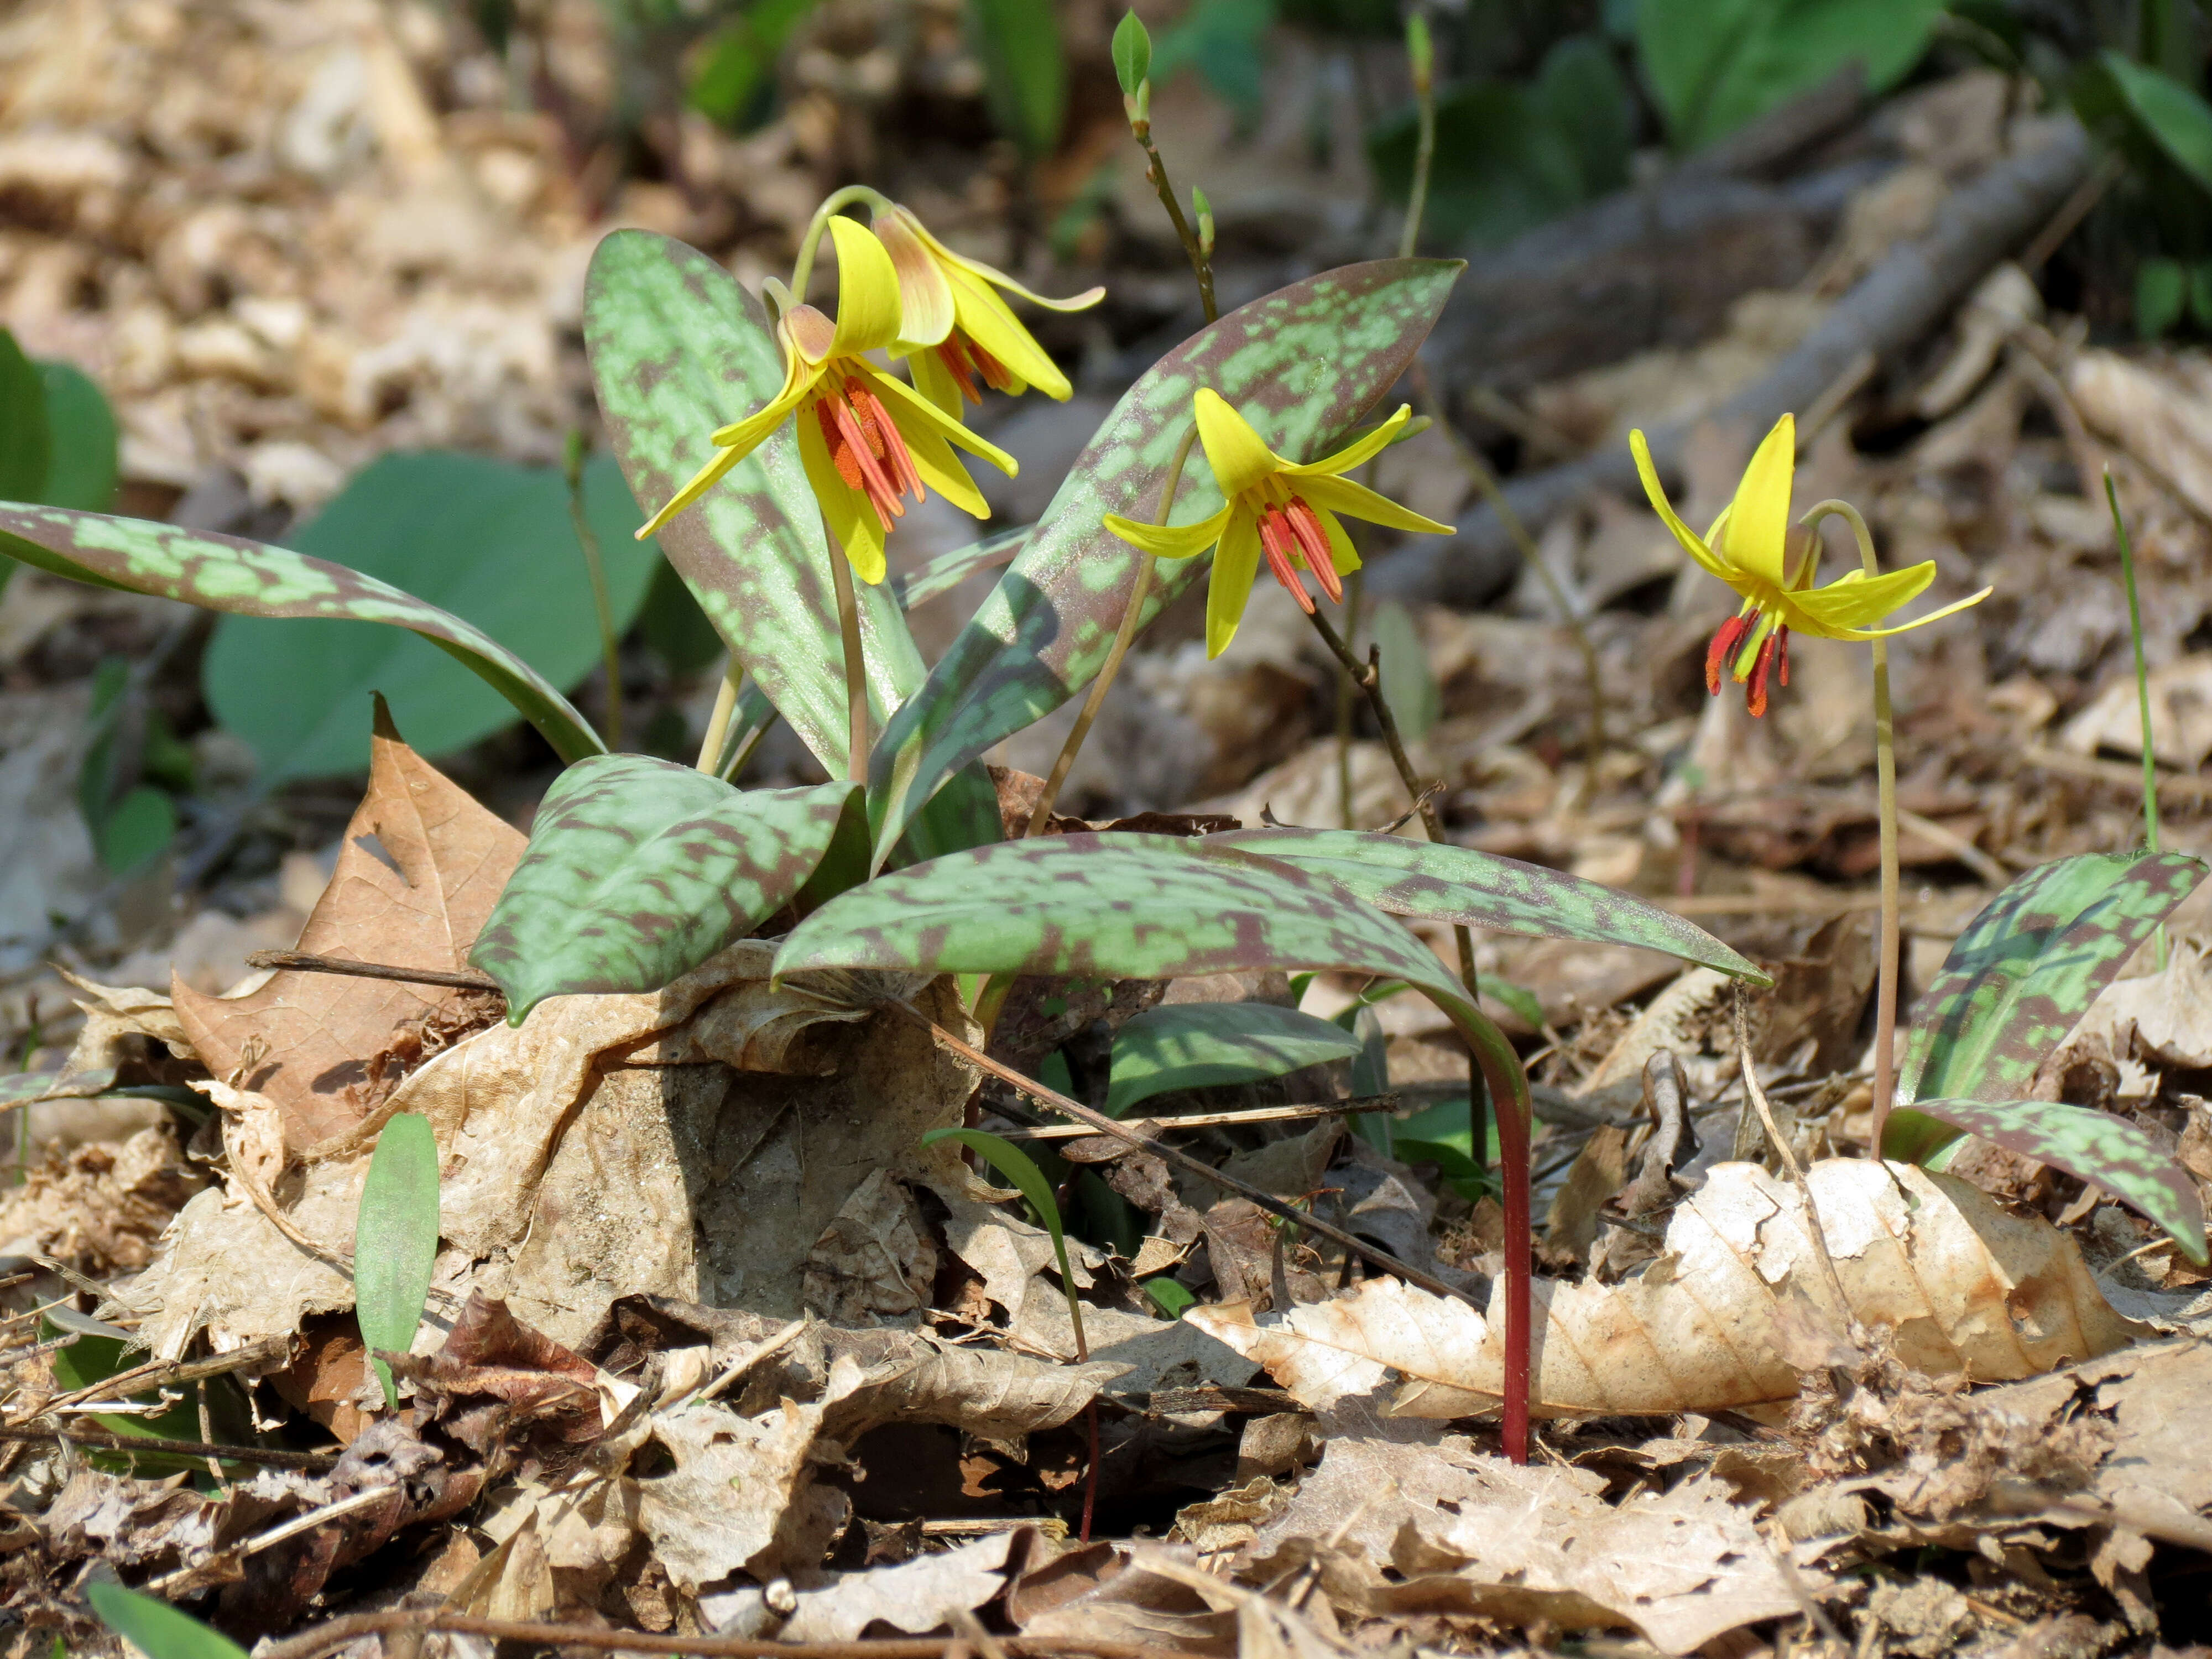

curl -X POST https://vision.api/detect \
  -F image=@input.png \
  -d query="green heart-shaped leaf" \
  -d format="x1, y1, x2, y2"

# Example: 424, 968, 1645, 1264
472, 757, 865, 1020
1107, 1000, 1363, 1115
583, 229, 926, 775
0, 503, 603, 769
866, 258, 1464, 860
1207, 826, 1768, 984
1899, 852, 2206, 1107
1885, 1097, 2207, 1262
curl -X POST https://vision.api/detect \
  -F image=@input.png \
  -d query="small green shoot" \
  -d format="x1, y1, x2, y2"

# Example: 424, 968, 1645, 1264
2106, 469, 2167, 969
354, 1113, 441, 1411
923, 1127, 1088, 1361
88, 1583, 249, 1659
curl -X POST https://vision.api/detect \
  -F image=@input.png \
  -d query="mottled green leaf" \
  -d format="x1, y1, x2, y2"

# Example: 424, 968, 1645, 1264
1206, 827, 1769, 984
1885, 1097, 2207, 1263
583, 229, 925, 776
472, 758, 864, 1020
776, 833, 1484, 1041
89, 1585, 249, 1659
1107, 1001, 1361, 1115
867, 259, 1464, 860
888, 524, 1029, 612
0, 504, 602, 768
356, 1113, 440, 1412
1898, 853, 2206, 1107
204, 452, 650, 782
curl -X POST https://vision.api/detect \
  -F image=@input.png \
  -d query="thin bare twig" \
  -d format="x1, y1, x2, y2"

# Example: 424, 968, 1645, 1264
246, 951, 500, 994
991, 1094, 1402, 1141
254, 1611, 1183, 1659
0, 1424, 335, 1470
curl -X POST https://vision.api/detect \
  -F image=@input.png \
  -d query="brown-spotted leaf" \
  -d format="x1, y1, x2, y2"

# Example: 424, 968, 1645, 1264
174, 700, 523, 1148
1897, 851, 2206, 1105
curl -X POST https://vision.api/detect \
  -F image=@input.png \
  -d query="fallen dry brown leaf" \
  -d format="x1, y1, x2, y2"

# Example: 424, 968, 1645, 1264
173, 705, 523, 1147
1191, 1159, 2137, 1417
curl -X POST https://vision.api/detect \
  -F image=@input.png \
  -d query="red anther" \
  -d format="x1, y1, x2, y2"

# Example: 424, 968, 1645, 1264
1746, 632, 1777, 718
1256, 509, 1314, 612
852, 384, 925, 503
827, 390, 904, 529
1705, 614, 1750, 696
936, 337, 984, 405
1282, 498, 1342, 603
1776, 627, 1791, 688
969, 336, 1015, 393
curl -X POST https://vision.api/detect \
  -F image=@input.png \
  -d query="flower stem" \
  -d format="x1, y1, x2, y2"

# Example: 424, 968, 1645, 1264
1021, 427, 1201, 834
789, 183, 895, 301
563, 432, 624, 751
694, 666, 740, 774
2107, 469, 2167, 970
1398, 9, 1436, 260
1803, 499, 1901, 1153
1335, 565, 1363, 827
1126, 131, 1217, 323
827, 544, 870, 786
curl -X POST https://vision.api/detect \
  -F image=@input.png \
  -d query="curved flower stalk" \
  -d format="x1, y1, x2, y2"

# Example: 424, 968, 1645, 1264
1105, 389, 1452, 656
633, 216, 1016, 586
1632, 411, 1994, 1152
1632, 415, 1991, 717
874, 204, 1105, 415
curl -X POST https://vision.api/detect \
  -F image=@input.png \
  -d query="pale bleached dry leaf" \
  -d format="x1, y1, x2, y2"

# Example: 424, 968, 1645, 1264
1013, 1298, 1259, 1397
53, 967, 192, 1063
173, 709, 525, 1147
2061, 654, 2212, 772
780, 1531, 1018, 1642
1292, 1437, 1823, 1655
2070, 349, 2212, 521
800, 1169, 937, 1326
636, 1355, 863, 1594
827, 1342, 1127, 1442
1190, 1160, 2139, 1417
1011, 1543, 1236, 1655
2069, 940, 2212, 1072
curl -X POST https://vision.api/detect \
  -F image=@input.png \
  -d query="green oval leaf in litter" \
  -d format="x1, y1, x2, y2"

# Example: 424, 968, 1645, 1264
1884, 1097, 2208, 1264
88, 1583, 249, 1659
1107, 1001, 1361, 1116
202, 451, 653, 783
0, 502, 606, 779
1205, 826, 1770, 985
583, 229, 925, 778
1898, 852, 2207, 1108
471, 758, 865, 1021
867, 258, 1464, 862
356, 1112, 441, 1412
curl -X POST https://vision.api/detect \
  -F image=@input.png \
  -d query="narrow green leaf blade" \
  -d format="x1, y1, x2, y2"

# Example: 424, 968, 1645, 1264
355, 1113, 441, 1411
0, 504, 603, 769
1107, 1001, 1362, 1115
0, 331, 50, 504
88, 1584, 249, 1659
1898, 853, 2206, 1106
776, 833, 1476, 1029
35, 358, 118, 511
867, 259, 1464, 859
583, 229, 925, 775
967, 0, 1067, 159
1885, 1098, 2208, 1263
471, 759, 864, 1020
2105, 52, 2212, 194
1206, 826, 1770, 984
921, 1126, 1085, 1343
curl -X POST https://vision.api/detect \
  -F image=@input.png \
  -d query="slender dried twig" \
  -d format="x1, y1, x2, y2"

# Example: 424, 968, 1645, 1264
34, 1333, 294, 1417
246, 951, 500, 994
142, 1485, 395, 1595
992, 1093, 1402, 1141
254, 1612, 1183, 1659
0, 1424, 335, 1470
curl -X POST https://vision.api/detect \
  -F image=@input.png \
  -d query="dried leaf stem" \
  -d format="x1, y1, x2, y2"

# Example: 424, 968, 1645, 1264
2107, 469, 2166, 970
1023, 426, 1201, 834
1800, 499, 1900, 1151
0, 1423, 336, 1470
255, 1610, 1184, 1659
828, 530, 871, 785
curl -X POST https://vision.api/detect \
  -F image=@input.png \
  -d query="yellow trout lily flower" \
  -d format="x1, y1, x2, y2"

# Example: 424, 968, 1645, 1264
1104, 389, 1452, 658
874, 204, 1104, 416
1633, 414, 1991, 717
634, 215, 1016, 585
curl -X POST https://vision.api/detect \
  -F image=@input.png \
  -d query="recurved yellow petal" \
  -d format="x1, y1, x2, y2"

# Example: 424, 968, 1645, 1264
1316, 507, 1361, 576
1631, 430, 1731, 582
900, 417, 990, 520
900, 211, 1105, 312
951, 270, 1063, 398
1286, 404, 1413, 478
877, 207, 956, 349
825, 216, 905, 361
1207, 505, 1263, 658
1193, 389, 1281, 500
1780, 562, 1936, 634
798, 411, 888, 584
905, 344, 966, 419
709, 371, 817, 455
636, 445, 746, 540
1722, 414, 1795, 586
1296, 473, 1452, 536
1818, 584, 1994, 640
1102, 504, 1233, 559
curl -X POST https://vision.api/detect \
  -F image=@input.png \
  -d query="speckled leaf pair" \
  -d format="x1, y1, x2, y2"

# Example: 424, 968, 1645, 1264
0, 505, 602, 765
1885, 1098, 2206, 1261
1208, 827, 1770, 985
471, 755, 866, 1020
1898, 852, 2206, 1104
865, 258, 1465, 860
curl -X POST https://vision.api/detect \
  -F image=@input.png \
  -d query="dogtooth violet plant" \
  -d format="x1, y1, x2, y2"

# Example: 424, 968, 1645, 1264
1636, 419, 2208, 1263
0, 182, 1794, 1466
